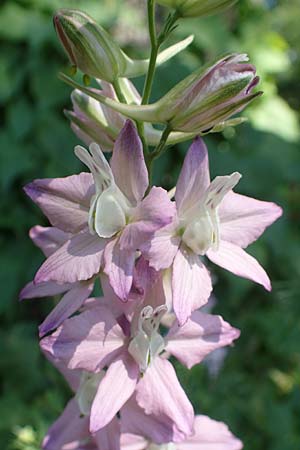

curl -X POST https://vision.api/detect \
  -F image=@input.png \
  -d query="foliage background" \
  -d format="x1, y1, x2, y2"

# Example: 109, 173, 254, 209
0, 0, 299, 449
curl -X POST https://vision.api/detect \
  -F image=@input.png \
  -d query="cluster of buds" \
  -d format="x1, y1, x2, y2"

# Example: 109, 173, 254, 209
21, 2, 282, 450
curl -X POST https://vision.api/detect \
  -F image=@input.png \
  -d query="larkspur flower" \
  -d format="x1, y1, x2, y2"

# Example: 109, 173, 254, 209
24, 121, 175, 300
41, 298, 239, 436
143, 137, 282, 324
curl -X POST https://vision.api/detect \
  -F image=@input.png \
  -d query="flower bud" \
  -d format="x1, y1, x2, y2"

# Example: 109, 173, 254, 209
54, 9, 127, 82
157, 0, 238, 17
54, 9, 194, 82
155, 53, 261, 132
60, 54, 260, 135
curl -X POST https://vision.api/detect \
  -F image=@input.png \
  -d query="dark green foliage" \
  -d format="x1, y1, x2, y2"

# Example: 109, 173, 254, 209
0, 0, 299, 449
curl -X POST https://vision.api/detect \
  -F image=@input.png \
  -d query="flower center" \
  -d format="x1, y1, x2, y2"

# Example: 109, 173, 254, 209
75, 371, 104, 416
128, 305, 167, 373
182, 172, 241, 255
75, 143, 131, 238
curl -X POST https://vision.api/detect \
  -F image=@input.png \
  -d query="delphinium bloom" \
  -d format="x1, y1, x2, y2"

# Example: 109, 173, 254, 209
41, 297, 239, 437
143, 137, 282, 324
24, 121, 175, 301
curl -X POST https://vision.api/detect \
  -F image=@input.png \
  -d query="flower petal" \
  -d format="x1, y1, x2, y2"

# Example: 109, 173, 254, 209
30, 226, 71, 257
122, 396, 180, 444
173, 246, 212, 325
90, 353, 139, 433
175, 137, 210, 217
42, 398, 89, 450
110, 121, 148, 205
219, 191, 283, 248
120, 187, 176, 251
24, 173, 93, 233
141, 223, 180, 271
93, 416, 121, 450
40, 305, 124, 372
19, 280, 70, 300
177, 414, 243, 450
136, 358, 194, 441
35, 231, 105, 284
39, 282, 94, 337
207, 240, 271, 290
104, 239, 136, 301
166, 311, 240, 369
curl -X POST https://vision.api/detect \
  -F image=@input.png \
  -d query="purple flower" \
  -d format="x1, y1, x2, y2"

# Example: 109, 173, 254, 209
24, 121, 175, 300
41, 299, 239, 436
143, 137, 282, 324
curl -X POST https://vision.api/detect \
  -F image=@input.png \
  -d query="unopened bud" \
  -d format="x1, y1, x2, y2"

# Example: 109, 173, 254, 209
157, 0, 238, 17
54, 9, 194, 82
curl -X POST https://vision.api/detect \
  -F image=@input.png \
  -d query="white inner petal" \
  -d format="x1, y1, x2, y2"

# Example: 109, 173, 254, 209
181, 172, 241, 254
75, 371, 104, 416
128, 305, 167, 373
75, 143, 131, 238
147, 444, 176, 450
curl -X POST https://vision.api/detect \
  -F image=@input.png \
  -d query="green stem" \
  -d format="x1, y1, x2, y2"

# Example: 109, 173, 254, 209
145, 124, 172, 191
112, 78, 127, 104
142, 0, 158, 105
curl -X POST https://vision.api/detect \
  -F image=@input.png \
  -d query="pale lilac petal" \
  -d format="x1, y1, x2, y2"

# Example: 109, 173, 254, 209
100, 274, 143, 317
90, 354, 139, 433
39, 282, 94, 337
20, 280, 70, 300
166, 311, 240, 369
35, 231, 105, 284
42, 398, 89, 450
207, 240, 271, 291
104, 239, 136, 301
141, 223, 180, 271
93, 416, 120, 450
173, 246, 212, 325
24, 173, 93, 233
175, 137, 210, 217
219, 191, 283, 248
41, 305, 125, 372
120, 187, 176, 251
122, 396, 180, 444
177, 415, 243, 450
41, 347, 82, 392
111, 121, 148, 205
30, 226, 71, 257
136, 358, 194, 441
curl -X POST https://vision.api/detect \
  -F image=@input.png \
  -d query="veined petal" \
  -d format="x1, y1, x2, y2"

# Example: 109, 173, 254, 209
90, 353, 139, 433
39, 282, 94, 337
120, 433, 147, 450
136, 357, 194, 440
141, 223, 180, 271
207, 240, 271, 290
176, 415, 243, 450
175, 137, 210, 217
24, 173, 93, 233
166, 311, 240, 369
111, 121, 148, 205
122, 396, 180, 444
30, 226, 71, 257
120, 187, 176, 251
173, 246, 212, 325
93, 416, 120, 450
219, 191, 283, 248
40, 305, 124, 372
42, 398, 89, 450
104, 239, 136, 301
20, 280, 70, 300
35, 231, 105, 284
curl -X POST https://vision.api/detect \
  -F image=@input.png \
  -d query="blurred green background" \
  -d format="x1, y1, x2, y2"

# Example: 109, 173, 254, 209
0, 0, 299, 449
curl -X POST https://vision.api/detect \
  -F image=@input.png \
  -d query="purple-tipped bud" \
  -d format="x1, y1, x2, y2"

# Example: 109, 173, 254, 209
154, 53, 262, 132
53, 9, 127, 82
